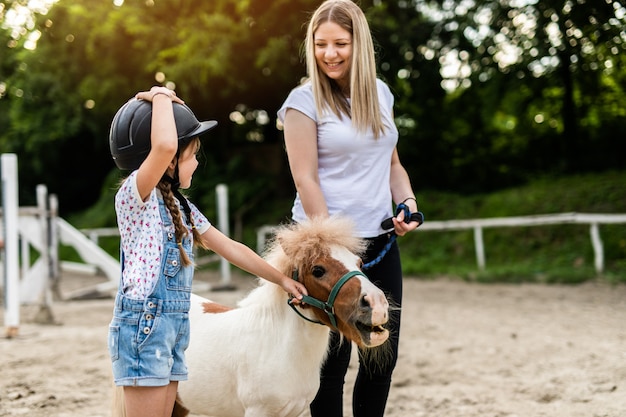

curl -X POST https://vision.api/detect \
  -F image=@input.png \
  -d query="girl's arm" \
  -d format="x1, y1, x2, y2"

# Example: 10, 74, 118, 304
134, 87, 184, 202
199, 226, 307, 300
283, 108, 329, 219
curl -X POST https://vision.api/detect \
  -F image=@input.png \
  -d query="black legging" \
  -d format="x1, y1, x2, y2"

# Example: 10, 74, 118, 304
310, 233, 403, 417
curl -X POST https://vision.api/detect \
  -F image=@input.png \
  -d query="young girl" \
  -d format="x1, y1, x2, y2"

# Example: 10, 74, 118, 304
278, 1, 421, 416
108, 86, 307, 417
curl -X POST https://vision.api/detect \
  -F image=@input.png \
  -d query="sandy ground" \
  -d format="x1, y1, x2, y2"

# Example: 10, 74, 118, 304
1, 270, 625, 417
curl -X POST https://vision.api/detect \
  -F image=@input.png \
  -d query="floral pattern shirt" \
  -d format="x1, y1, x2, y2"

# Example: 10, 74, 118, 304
115, 171, 211, 299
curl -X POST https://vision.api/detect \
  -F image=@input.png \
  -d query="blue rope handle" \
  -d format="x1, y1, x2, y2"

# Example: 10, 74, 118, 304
363, 203, 425, 270
380, 203, 424, 231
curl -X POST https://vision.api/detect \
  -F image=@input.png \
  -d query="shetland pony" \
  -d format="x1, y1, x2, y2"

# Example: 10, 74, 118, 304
113, 216, 391, 417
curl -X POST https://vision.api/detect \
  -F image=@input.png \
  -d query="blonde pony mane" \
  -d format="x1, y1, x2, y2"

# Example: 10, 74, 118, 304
263, 216, 366, 276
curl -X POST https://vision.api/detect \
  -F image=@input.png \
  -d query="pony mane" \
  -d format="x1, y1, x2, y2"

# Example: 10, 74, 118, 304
264, 216, 366, 275
238, 216, 366, 309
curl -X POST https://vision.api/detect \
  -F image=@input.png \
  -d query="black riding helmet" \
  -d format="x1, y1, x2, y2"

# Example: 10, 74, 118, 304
109, 98, 218, 170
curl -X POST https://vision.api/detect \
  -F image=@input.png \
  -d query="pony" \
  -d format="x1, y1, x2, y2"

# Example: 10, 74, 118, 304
113, 216, 391, 417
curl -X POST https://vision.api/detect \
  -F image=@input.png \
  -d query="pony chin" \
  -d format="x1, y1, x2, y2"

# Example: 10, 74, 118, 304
359, 300, 402, 365
360, 327, 390, 348
346, 315, 390, 348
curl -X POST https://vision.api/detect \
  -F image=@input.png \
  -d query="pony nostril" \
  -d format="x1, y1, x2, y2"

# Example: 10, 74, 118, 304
360, 294, 371, 310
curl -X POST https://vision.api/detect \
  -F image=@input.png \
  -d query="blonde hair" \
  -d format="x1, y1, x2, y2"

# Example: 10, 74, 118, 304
303, 0, 385, 138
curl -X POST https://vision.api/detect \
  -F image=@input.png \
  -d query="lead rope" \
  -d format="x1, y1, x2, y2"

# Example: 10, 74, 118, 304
362, 204, 425, 270
362, 234, 397, 270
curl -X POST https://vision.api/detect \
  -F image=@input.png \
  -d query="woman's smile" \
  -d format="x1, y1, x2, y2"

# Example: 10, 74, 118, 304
314, 21, 352, 89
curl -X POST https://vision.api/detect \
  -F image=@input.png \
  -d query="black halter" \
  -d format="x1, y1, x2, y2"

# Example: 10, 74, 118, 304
288, 269, 366, 328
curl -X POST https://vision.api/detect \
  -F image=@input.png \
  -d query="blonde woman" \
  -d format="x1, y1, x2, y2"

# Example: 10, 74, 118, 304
278, 0, 421, 416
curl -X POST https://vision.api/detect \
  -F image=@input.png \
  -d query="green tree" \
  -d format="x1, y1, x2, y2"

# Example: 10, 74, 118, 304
2, 0, 625, 220
0, 0, 319, 215
364, 0, 449, 190
423, 0, 626, 180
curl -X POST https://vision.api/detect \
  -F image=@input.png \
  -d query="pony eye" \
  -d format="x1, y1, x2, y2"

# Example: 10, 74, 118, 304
312, 266, 326, 278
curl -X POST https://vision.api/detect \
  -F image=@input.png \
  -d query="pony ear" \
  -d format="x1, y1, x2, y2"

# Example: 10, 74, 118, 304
275, 231, 295, 258
273, 234, 299, 277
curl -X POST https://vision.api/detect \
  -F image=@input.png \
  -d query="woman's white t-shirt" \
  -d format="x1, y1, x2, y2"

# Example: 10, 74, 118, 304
278, 79, 399, 238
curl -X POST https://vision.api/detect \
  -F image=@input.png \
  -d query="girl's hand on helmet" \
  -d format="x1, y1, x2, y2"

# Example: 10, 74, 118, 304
135, 86, 185, 105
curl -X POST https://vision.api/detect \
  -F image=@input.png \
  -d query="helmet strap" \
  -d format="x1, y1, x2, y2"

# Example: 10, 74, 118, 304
162, 168, 192, 224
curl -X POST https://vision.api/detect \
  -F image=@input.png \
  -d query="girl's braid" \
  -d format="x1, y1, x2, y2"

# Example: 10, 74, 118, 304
157, 180, 193, 266
189, 218, 208, 251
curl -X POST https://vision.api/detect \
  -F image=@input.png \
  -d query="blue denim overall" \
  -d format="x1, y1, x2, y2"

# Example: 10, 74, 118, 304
108, 198, 194, 387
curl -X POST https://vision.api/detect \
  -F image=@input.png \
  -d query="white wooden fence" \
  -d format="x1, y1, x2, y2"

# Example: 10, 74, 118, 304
1, 152, 233, 337
21, 211, 624, 282
257, 212, 626, 274
2, 148, 622, 338
417, 213, 626, 273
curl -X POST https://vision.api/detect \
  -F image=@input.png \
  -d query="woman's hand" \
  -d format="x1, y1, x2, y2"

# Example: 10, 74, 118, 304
391, 210, 421, 236
392, 198, 421, 236
135, 86, 185, 105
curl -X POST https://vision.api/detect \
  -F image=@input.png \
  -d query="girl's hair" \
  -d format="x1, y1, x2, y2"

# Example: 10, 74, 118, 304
161, 137, 208, 267
157, 182, 206, 267
303, 0, 385, 138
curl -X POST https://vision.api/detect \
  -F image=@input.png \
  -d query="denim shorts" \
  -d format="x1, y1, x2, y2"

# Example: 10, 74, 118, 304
108, 295, 191, 387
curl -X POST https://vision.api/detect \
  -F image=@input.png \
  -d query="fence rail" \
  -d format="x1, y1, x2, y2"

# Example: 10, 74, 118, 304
417, 212, 626, 273
256, 213, 626, 274
81, 212, 626, 274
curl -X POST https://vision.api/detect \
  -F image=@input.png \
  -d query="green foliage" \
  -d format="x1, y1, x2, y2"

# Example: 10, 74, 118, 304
0, 0, 320, 213
400, 170, 626, 283
2, 0, 626, 284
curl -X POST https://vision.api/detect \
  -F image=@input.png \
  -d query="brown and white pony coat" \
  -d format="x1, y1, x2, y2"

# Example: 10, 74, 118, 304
114, 216, 391, 417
